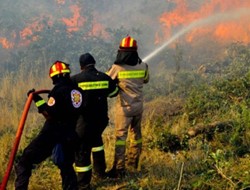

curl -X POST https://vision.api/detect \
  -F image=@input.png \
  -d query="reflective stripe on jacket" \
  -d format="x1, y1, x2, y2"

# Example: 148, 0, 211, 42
107, 61, 149, 116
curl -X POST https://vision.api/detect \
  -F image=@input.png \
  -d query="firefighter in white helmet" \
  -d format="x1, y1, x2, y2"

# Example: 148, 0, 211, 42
106, 35, 150, 178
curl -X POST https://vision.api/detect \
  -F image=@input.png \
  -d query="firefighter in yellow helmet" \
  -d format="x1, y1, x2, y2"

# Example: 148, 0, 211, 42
106, 36, 150, 178
15, 61, 84, 190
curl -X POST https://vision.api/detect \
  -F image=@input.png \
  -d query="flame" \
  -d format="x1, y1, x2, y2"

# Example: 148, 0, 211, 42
159, 0, 250, 45
89, 13, 109, 39
62, 5, 108, 38
18, 19, 45, 47
62, 5, 85, 32
0, 37, 14, 49
1, 2, 108, 49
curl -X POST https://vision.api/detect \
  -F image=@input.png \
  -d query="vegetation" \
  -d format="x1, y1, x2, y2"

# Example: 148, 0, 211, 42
0, 42, 250, 190
0, 1, 250, 189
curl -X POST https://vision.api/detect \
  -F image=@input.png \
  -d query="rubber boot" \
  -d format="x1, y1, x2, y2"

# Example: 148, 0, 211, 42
92, 150, 107, 179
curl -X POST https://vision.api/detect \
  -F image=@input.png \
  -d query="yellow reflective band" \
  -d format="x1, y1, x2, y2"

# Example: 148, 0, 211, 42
35, 99, 46, 107
130, 138, 142, 145
50, 69, 70, 77
92, 145, 104, 152
74, 164, 92, 173
108, 87, 119, 97
118, 70, 145, 79
78, 81, 109, 90
115, 140, 126, 146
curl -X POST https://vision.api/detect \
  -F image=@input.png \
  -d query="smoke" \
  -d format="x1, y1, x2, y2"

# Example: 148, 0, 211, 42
0, 0, 166, 49
143, 7, 250, 63
1, 0, 250, 68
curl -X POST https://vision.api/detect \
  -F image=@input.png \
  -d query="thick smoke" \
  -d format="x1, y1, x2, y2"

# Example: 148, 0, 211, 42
1, 0, 250, 69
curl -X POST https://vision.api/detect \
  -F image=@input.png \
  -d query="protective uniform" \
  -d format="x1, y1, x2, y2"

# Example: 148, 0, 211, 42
15, 61, 84, 190
71, 53, 118, 189
106, 36, 149, 177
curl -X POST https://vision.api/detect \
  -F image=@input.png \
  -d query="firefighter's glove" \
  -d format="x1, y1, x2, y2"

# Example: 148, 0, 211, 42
27, 88, 35, 97
27, 88, 42, 102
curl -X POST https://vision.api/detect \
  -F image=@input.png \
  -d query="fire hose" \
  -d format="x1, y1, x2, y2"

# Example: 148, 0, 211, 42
0, 90, 50, 190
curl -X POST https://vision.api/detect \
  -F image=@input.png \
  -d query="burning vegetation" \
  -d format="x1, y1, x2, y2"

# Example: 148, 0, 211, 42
0, 1, 250, 189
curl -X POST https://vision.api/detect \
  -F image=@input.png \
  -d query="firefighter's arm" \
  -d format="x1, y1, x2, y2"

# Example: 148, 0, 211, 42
27, 89, 45, 112
106, 65, 118, 80
144, 63, 150, 84
106, 66, 119, 97
26, 89, 52, 119
108, 78, 119, 98
32, 94, 45, 111
34, 97, 52, 119
28, 91, 50, 119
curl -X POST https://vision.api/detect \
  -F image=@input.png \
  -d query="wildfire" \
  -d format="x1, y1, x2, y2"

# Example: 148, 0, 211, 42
62, 5, 108, 37
3, 0, 248, 50
18, 20, 45, 47
159, 0, 250, 45
0, 1, 108, 49
0, 37, 14, 49
62, 5, 85, 32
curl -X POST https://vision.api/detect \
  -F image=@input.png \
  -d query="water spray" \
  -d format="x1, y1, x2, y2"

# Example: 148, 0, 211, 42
142, 8, 250, 63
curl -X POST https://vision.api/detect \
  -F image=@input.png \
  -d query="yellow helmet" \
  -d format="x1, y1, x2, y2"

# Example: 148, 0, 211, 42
49, 61, 70, 78
119, 35, 137, 51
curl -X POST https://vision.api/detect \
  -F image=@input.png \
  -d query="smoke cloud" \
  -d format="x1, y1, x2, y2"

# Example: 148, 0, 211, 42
1, 0, 250, 68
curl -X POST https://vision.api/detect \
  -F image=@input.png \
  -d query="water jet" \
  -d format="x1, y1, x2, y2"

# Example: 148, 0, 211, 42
142, 8, 250, 63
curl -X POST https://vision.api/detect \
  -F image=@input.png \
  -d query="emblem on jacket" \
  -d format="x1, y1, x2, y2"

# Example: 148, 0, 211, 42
71, 89, 82, 108
48, 97, 55, 106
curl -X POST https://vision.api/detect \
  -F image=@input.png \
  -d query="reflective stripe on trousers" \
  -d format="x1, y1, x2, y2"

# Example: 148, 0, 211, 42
92, 145, 104, 152
74, 164, 92, 173
114, 113, 143, 170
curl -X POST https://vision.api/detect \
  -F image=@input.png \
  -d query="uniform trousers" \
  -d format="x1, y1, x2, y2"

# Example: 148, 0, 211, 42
75, 115, 108, 188
15, 121, 78, 190
113, 113, 143, 170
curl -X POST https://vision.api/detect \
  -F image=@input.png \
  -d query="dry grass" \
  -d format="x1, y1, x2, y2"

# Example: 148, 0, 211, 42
1, 69, 250, 190
0, 82, 197, 190
0, 68, 51, 189
0, 70, 184, 189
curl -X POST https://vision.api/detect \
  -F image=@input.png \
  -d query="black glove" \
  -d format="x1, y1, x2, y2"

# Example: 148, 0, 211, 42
27, 88, 35, 97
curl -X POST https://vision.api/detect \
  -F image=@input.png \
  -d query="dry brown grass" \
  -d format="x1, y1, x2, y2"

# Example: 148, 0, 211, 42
0, 75, 193, 189
1, 69, 250, 190
0, 68, 52, 189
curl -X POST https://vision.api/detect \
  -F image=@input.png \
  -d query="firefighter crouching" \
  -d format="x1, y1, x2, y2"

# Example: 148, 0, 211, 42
71, 53, 118, 189
15, 61, 84, 190
106, 36, 150, 178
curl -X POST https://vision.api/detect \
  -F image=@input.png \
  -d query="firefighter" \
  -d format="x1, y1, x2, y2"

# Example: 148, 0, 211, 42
15, 61, 84, 190
71, 53, 118, 189
106, 35, 150, 178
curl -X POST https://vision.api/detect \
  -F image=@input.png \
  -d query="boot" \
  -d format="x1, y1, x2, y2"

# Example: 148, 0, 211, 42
105, 166, 117, 178
106, 166, 126, 179
92, 150, 107, 179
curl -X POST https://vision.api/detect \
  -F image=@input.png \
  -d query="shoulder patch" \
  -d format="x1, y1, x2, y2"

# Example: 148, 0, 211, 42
48, 97, 55, 106
71, 89, 82, 108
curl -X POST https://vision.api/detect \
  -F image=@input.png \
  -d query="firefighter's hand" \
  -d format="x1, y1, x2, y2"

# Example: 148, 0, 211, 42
27, 88, 35, 97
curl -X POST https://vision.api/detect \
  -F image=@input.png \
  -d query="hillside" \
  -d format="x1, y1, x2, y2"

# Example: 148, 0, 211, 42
1, 0, 250, 73
0, 42, 250, 189
1, 1, 250, 189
